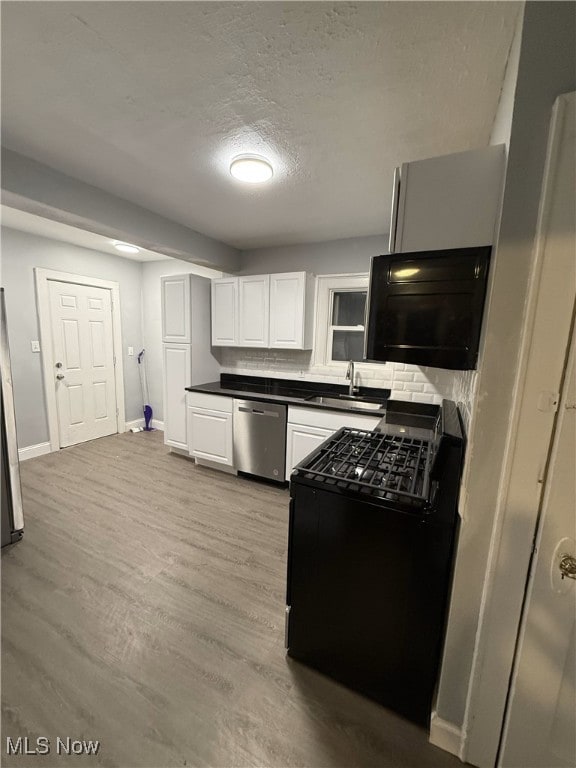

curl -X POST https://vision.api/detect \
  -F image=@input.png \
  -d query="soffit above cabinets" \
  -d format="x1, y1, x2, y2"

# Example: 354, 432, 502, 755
2, 2, 520, 249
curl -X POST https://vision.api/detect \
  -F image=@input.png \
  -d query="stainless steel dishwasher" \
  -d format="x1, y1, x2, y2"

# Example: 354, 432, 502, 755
233, 399, 287, 481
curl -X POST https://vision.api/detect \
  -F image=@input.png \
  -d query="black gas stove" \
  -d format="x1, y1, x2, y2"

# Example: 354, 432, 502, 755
286, 399, 464, 726
293, 427, 437, 510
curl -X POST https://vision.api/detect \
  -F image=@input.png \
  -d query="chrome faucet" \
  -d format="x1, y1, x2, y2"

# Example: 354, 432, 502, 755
346, 360, 359, 396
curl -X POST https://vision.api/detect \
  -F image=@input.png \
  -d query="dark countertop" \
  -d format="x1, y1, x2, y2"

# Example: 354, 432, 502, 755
186, 374, 391, 416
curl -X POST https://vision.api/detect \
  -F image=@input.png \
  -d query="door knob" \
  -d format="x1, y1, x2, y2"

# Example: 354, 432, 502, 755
55, 362, 63, 368
559, 554, 576, 581
56, 373, 65, 380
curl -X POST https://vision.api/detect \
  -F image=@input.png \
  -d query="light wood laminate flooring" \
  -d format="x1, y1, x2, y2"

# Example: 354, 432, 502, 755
2, 431, 462, 768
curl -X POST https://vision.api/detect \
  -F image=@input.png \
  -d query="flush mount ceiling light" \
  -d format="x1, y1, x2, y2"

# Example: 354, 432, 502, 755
229, 154, 273, 184
113, 241, 140, 254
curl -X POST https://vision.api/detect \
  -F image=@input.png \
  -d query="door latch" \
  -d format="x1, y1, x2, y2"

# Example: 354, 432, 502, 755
559, 553, 576, 580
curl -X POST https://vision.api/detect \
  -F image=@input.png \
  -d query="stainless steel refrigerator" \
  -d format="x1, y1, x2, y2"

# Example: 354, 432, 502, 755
1, 288, 24, 547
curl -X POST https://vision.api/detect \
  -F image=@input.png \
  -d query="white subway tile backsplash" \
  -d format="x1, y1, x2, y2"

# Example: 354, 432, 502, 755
393, 372, 415, 383
412, 392, 442, 404
220, 348, 475, 424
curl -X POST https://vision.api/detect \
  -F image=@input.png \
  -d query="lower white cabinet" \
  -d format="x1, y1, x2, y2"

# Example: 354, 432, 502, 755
286, 424, 333, 481
185, 395, 382, 477
163, 343, 191, 450
285, 406, 382, 480
186, 393, 234, 466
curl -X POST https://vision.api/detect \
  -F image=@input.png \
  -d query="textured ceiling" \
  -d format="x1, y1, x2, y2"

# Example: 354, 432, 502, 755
1, 2, 519, 250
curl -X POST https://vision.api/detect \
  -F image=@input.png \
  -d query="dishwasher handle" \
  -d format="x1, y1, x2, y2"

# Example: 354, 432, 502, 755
237, 405, 280, 417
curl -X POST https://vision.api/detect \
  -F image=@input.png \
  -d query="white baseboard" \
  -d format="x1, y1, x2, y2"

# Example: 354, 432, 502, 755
18, 442, 51, 461
125, 418, 164, 431
429, 712, 463, 759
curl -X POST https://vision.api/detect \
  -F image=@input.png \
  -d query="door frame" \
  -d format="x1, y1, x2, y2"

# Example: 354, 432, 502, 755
461, 92, 576, 766
35, 268, 126, 451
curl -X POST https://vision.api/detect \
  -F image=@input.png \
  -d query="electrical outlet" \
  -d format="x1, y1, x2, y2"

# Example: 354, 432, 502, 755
31, 340, 41, 353
128, 346, 134, 356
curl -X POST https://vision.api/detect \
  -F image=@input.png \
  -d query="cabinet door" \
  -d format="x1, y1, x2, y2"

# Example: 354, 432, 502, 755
187, 406, 233, 465
162, 343, 191, 450
394, 145, 505, 253
286, 424, 334, 481
162, 275, 191, 343
239, 275, 270, 347
269, 272, 306, 349
211, 278, 238, 346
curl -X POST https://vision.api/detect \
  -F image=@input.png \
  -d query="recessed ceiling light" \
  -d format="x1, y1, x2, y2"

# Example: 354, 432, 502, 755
229, 154, 273, 184
113, 241, 140, 254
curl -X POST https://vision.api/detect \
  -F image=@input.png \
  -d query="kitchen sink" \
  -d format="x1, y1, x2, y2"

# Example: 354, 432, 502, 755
305, 395, 385, 412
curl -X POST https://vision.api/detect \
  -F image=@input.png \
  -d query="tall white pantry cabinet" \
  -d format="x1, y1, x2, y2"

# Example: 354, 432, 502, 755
161, 274, 220, 450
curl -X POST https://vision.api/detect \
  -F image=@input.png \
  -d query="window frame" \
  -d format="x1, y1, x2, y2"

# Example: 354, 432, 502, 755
313, 273, 380, 372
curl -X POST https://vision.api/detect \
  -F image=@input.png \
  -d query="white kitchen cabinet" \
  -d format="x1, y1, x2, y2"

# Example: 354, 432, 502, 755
186, 393, 233, 466
238, 275, 270, 347
286, 424, 333, 481
285, 406, 382, 480
211, 272, 315, 349
389, 145, 505, 253
269, 272, 315, 350
211, 278, 239, 346
161, 275, 191, 343
163, 343, 191, 450
161, 275, 220, 451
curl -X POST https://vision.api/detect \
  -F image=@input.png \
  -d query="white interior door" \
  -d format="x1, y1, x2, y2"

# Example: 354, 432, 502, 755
48, 280, 118, 447
500, 320, 576, 768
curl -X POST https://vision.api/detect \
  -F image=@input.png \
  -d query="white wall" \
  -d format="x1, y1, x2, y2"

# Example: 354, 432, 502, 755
434, 0, 576, 738
1, 226, 144, 448
438, 8, 524, 438
141, 259, 222, 422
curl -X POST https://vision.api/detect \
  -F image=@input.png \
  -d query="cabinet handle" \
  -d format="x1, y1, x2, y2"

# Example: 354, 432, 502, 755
388, 166, 401, 254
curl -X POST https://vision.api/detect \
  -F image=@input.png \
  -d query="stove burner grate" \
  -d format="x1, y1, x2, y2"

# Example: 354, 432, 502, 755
296, 428, 435, 507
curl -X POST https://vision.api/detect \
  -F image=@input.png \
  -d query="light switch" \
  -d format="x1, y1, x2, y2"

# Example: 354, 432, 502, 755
128, 346, 134, 356
31, 340, 41, 353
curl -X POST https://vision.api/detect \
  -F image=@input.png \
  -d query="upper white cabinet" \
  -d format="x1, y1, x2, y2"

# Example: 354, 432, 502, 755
389, 145, 506, 254
211, 278, 239, 346
239, 275, 270, 348
269, 272, 314, 349
211, 271, 314, 349
161, 275, 191, 343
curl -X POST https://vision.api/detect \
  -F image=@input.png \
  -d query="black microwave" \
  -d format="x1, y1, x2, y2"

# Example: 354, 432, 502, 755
364, 245, 491, 370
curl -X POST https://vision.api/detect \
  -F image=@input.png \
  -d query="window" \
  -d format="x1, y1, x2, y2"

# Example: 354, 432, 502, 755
313, 274, 369, 368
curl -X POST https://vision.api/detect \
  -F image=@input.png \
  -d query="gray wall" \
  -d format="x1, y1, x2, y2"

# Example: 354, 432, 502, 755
436, 0, 576, 729
141, 259, 222, 423
2, 148, 240, 272
1, 227, 144, 448
239, 234, 389, 275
